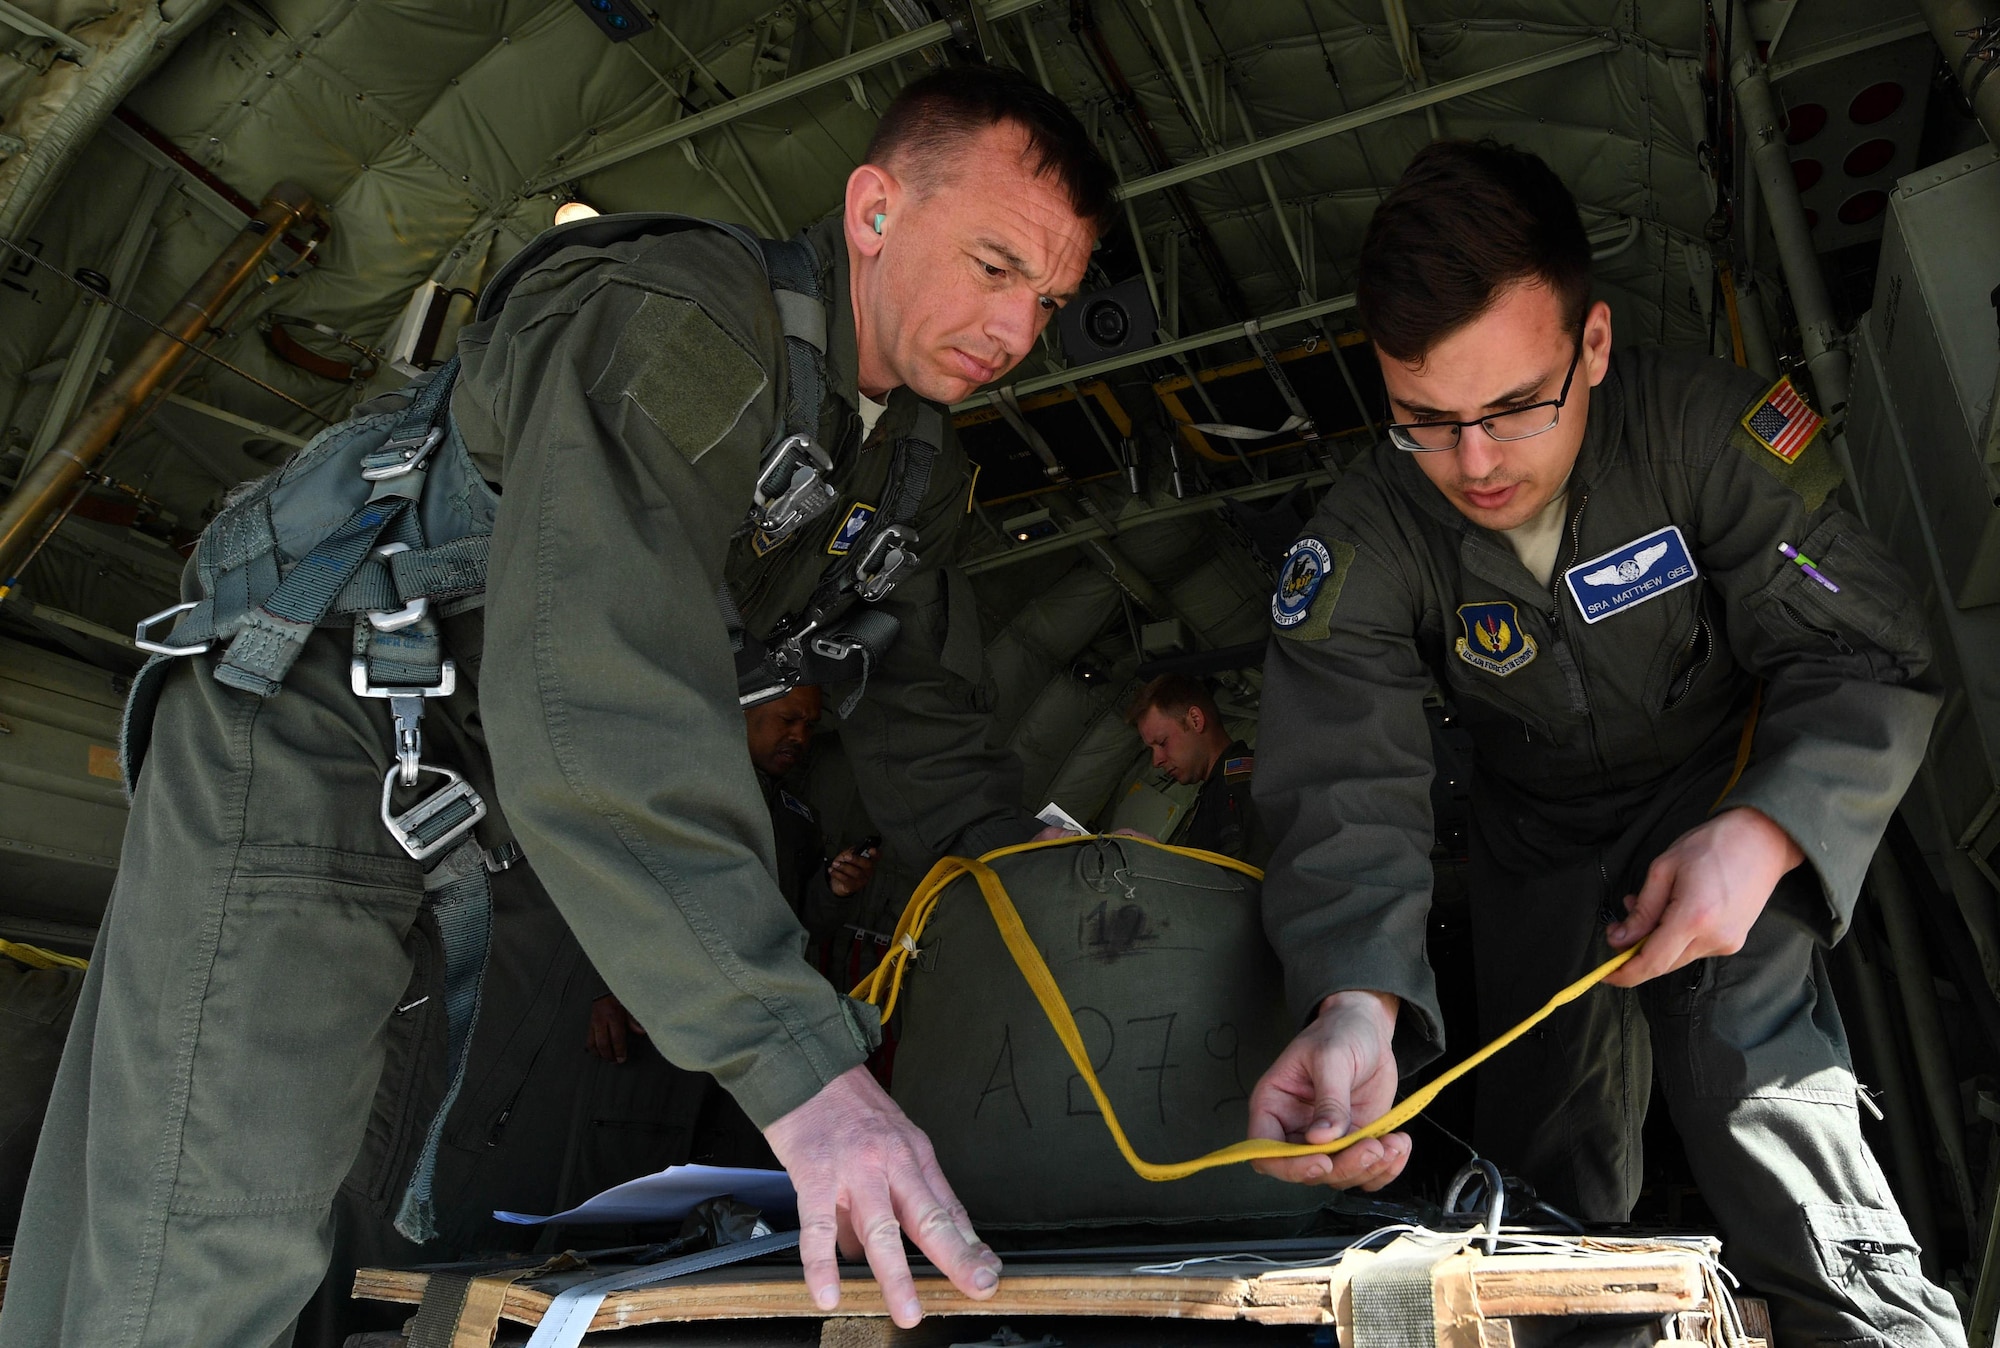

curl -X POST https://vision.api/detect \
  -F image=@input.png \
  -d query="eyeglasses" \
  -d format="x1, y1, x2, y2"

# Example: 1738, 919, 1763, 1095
1384, 340, 1584, 453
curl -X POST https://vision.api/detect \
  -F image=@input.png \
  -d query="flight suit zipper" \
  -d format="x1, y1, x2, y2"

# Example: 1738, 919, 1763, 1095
1545, 490, 1607, 776
1664, 612, 1713, 709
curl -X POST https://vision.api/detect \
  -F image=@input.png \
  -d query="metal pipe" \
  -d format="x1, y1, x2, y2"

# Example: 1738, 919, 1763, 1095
0, 182, 317, 585
524, 0, 1043, 193
1729, 5, 1853, 429
1115, 35, 1617, 200
1836, 933, 1943, 1275
1380, 0, 1442, 140
955, 290, 1357, 407
1910, 0, 2000, 148
962, 466, 1335, 574
1867, 846, 1981, 1238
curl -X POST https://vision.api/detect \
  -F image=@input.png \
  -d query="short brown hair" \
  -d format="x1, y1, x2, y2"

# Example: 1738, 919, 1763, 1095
1125, 674, 1219, 727
1356, 140, 1592, 363
865, 64, 1118, 237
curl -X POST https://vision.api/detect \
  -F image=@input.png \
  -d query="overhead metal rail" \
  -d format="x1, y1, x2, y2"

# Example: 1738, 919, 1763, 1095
956, 292, 1358, 411
1113, 34, 1618, 200
960, 467, 1336, 574
527, 22, 1618, 202
525, 0, 1044, 193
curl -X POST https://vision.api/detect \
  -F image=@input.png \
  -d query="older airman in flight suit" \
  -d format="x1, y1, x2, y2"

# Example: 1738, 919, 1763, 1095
1247, 141, 1964, 1346
0, 66, 1110, 1348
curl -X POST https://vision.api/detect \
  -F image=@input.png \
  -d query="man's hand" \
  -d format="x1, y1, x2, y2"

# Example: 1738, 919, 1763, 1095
827, 846, 878, 898
763, 1065, 1000, 1327
1602, 806, 1804, 987
1246, 990, 1410, 1189
586, 994, 648, 1063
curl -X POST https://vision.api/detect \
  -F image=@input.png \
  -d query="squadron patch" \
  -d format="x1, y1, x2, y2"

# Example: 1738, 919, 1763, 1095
1272, 538, 1334, 629
1455, 602, 1538, 676
1563, 524, 1698, 624
1740, 376, 1823, 465
826, 501, 877, 556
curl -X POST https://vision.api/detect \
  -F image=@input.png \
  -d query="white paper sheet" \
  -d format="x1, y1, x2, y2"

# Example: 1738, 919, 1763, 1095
493, 1164, 796, 1226
1035, 801, 1088, 835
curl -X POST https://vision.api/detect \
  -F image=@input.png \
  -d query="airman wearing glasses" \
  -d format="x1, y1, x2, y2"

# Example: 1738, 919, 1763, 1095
1244, 140, 1961, 1348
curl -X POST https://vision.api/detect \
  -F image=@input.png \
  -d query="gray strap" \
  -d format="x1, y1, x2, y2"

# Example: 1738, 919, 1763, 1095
772, 289, 827, 353
394, 839, 494, 1243
523, 1230, 801, 1348
756, 236, 826, 443
1349, 1235, 1464, 1348
214, 494, 417, 695
331, 536, 491, 615
401, 1271, 475, 1348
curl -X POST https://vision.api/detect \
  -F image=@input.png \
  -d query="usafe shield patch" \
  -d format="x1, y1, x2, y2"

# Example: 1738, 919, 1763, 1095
1455, 602, 1537, 676
1564, 524, 1698, 624
1272, 537, 1333, 629
1741, 376, 1824, 465
826, 501, 877, 556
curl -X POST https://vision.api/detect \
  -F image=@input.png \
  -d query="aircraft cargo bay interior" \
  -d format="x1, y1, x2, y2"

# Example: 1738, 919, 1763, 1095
1, 2, 1999, 1346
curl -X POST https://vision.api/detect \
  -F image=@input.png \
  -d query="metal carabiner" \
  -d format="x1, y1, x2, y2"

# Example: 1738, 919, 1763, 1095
352, 659, 457, 785
853, 524, 917, 602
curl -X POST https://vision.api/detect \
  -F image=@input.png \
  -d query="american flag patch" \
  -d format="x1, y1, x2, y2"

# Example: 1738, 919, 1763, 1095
1741, 377, 1823, 465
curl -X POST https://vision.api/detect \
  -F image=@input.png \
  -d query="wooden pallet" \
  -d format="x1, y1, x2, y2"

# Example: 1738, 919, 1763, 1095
355, 1237, 1762, 1346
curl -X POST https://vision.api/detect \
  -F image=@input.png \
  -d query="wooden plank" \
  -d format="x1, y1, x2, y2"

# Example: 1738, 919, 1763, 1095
353, 1243, 1710, 1336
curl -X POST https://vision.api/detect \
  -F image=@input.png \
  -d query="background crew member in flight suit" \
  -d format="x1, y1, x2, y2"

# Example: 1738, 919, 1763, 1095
0, 67, 1111, 1348
1244, 141, 1963, 1347
588, 683, 876, 1065
1125, 674, 1268, 864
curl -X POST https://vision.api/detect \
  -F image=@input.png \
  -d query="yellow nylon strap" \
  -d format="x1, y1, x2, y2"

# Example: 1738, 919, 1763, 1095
0, 938, 88, 971
1709, 682, 1763, 812
856, 834, 1639, 1183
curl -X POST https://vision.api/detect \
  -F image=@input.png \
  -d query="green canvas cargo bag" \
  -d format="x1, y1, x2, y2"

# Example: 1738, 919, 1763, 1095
882, 837, 1329, 1231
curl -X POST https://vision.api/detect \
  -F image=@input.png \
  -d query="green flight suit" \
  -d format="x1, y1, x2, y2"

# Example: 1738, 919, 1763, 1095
1256, 347, 1963, 1347
1166, 739, 1269, 865
0, 215, 1036, 1348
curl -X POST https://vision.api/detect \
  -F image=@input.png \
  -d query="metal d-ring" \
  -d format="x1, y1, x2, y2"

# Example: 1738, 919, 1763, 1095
134, 600, 211, 656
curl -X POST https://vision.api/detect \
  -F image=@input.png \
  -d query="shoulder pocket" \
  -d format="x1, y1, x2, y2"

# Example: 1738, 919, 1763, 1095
1749, 514, 1926, 672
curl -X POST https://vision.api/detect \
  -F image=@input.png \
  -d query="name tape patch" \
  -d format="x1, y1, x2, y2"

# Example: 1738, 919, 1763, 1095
1563, 524, 1697, 624
1272, 537, 1332, 629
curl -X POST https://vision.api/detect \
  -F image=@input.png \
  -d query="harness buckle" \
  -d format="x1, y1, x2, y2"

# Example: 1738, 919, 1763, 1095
360, 426, 447, 481
749, 433, 837, 542
810, 632, 864, 661
352, 659, 457, 785
380, 762, 487, 862
365, 543, 428, 632
853, 524, 917, 602
134, 600, 211, 656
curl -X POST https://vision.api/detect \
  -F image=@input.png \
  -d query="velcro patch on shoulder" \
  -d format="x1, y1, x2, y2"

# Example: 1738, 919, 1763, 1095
1733, 376, 1841, 511
595, 291, 767, 463
1271, 535, 1356, 642
1223, 755, 1253, 780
